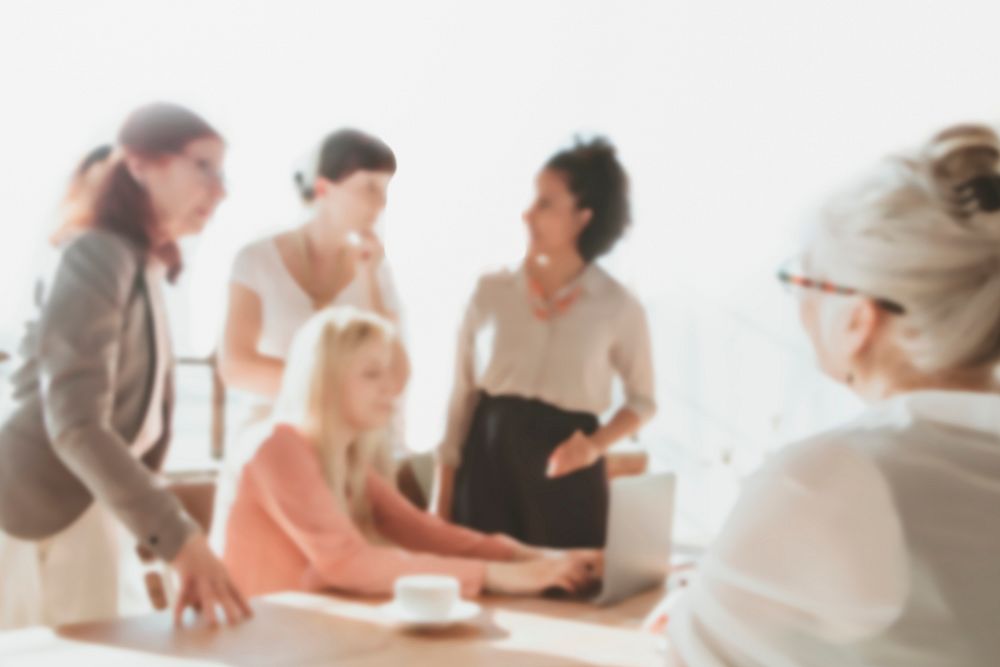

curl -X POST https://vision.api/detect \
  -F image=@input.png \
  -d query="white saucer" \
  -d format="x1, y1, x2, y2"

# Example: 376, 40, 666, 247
379, 600, 481, 628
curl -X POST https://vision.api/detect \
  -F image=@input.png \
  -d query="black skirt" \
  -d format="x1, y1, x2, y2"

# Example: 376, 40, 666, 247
451, 392, 608, 548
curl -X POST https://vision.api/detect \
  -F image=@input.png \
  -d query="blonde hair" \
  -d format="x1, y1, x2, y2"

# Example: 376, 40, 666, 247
272, 305, 397, 537
809, 123, 1000, 375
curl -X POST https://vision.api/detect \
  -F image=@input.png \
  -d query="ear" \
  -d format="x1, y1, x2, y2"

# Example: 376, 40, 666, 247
814, 296, 882, 386
843, 299, 882, 363
313, 176, 332, 199
576, 207, 593, 230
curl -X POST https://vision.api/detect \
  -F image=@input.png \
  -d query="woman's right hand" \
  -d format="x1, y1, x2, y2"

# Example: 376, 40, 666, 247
484, 550, 603, 596
170, 533, 253, 627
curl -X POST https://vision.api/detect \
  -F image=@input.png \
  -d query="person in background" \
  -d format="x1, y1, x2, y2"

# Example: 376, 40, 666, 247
6, 144, 116, 409
50, 144, 114, 247
0, 103, 250, 629
224, 306, 600, 598
433, 137, 656, 549
664, 124, 1000, 666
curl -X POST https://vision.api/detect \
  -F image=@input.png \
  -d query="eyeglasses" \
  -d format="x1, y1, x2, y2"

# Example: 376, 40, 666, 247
776, 258, 906, 315
177, 152, 225, 188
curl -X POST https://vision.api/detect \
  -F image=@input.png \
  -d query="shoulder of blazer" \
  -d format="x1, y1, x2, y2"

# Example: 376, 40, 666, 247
58, 229, 146, 305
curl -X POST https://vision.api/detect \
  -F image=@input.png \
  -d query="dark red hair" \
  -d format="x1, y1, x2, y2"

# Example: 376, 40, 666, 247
93, 102, 221, 281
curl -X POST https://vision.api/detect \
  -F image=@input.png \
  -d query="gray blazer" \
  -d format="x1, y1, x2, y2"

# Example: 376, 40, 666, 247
0, 230, 197, 561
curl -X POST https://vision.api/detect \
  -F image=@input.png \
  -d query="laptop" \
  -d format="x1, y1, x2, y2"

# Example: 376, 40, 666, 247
590, 471, 676, 606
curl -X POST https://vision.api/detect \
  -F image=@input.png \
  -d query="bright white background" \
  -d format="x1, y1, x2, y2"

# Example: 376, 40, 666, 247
3, 0, 1000, 541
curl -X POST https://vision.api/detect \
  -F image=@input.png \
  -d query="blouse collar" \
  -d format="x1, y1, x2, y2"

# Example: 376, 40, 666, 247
870, 390, 1000, 437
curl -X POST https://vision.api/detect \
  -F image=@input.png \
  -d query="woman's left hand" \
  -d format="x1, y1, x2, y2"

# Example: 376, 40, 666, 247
547, 430, 602, 478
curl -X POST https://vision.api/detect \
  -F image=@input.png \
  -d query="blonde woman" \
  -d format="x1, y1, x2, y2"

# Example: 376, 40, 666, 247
223, 306, 600, 598
663, 124, 1000, 666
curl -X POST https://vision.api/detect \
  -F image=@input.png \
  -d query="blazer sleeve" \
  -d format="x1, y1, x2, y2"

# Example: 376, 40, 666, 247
38, 232, 198, 561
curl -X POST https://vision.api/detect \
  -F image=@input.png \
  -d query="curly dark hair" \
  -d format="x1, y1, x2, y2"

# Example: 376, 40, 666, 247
544, 136, 631, 262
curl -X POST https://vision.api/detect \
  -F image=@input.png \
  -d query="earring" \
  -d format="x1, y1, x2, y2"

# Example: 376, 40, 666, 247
845, 371, 855, 385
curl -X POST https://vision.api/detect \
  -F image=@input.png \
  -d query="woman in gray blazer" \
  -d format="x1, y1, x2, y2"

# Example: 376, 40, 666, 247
0, 103, 250, 628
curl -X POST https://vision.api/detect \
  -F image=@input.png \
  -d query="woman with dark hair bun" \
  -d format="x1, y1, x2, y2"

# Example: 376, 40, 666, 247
433, 136, 657, 549
213, 128, 409, 553
0, 102, 250, 629
219, 128, 407, 409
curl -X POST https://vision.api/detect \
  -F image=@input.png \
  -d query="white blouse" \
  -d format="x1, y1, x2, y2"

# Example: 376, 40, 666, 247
666, 390, 1000, 667
131, 261, 171, 459
438, 263, 656, 466
230, 236, 403, 359
229, 236, 406, 451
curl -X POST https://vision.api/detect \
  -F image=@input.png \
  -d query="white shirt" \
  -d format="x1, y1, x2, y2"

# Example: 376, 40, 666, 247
230, 236, 403, 359
667, 390, 1000, 667
439, 263, 656, 466
229, 235, 406, 450
131, 261, 171, 459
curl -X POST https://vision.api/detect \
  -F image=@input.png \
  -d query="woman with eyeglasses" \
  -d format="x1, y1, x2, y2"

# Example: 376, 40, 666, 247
432, 137, 657, 549
0, 103, 251, 629
661, 124, 1000, 666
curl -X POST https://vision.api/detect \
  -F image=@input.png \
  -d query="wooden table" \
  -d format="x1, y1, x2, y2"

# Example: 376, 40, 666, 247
0, 588, 666, 666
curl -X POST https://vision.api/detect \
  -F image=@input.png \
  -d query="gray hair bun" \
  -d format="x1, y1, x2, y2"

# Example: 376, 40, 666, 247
925, 124, 1000, 219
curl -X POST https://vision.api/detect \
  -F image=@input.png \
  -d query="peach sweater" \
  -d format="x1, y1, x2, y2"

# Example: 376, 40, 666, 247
223, 424, 516, 597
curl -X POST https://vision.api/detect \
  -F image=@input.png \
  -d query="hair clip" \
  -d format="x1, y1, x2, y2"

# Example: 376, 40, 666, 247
955, 174, 1000, 214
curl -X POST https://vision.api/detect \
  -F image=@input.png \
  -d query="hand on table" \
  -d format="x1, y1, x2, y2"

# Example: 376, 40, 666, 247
485, 549, 603, 595
547, 430, 602, 478
502, 538, 602, 573
171, 533, 253, 627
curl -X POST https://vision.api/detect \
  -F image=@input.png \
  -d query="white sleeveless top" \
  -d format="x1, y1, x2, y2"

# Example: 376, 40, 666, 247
228, 235, 406, 450
231, 236, 403, 359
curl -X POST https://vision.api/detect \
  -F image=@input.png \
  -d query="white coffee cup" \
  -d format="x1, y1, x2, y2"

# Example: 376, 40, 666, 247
393, 575, 460, 619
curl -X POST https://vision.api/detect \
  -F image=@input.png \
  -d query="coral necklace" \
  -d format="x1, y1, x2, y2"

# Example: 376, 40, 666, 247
527, 274, 582, 320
